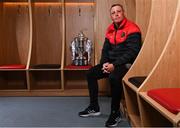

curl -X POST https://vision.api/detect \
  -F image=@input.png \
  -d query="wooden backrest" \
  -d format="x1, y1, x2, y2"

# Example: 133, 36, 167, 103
124, 0, 178, 80
139, 1, 180, 91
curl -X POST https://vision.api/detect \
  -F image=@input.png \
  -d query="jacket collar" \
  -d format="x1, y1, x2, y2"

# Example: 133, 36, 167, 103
113, 17, 127, 30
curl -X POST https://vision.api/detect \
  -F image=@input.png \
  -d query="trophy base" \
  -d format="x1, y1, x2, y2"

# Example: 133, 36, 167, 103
73, 59, 88, 66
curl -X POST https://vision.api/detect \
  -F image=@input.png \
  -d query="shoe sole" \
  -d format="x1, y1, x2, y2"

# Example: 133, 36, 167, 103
105, 118, 122, 127
79, 112, 101, 117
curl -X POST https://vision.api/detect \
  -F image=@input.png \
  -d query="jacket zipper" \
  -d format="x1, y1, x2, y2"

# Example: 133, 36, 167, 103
114, 30, 117, 46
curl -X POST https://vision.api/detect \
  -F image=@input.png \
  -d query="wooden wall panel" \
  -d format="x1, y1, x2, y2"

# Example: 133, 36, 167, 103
136, 0, 152, 41
0, 3, 4, 64
125, 0, 136, 22
0, 3, 30, 65
1, 6, 20, 65
16, 5, 30, 65
3, 0, 27, 2
30, 2, 62, 65
65, 0, 95, 66
31, 0, 61, 2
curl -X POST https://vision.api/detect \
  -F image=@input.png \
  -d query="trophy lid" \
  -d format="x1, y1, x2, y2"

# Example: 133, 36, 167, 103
76, 31, 87, 41
78, 32, 84, 37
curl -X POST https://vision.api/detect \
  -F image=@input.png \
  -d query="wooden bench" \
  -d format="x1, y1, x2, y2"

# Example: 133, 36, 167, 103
122, 0, 178, 126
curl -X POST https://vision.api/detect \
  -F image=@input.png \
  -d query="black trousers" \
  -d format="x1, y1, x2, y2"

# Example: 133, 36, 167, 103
86, 64, 129, 112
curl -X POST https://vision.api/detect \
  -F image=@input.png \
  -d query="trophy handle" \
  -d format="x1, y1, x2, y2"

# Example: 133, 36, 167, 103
71, 41, 76, 61
85, 40, 92, 64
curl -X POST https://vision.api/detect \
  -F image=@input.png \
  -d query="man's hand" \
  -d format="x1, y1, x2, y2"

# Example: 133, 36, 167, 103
102, 63, 114, 73
102, 62, 109, 70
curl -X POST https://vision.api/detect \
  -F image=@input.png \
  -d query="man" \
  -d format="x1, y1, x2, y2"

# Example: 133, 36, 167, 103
79, 4, 141, 127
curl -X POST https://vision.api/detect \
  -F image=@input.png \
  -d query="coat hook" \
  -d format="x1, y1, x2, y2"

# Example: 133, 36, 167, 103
78, 0, 81, 16
59, 5, 62, 16
48, 6, 51, 16
18, 5, 21, 16
79, 7, 81, 16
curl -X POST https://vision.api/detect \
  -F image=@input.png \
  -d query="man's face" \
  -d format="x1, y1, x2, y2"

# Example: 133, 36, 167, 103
110, 6, 124, 24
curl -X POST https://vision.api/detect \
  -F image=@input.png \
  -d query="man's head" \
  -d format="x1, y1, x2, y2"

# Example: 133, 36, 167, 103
110, 4, 125, 24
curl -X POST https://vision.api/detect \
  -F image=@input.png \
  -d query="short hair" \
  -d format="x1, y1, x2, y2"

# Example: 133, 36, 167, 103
110, 4, 124, 12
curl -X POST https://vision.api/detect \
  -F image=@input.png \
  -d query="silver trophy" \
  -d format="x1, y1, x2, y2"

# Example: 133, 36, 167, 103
70, 32, 92, 66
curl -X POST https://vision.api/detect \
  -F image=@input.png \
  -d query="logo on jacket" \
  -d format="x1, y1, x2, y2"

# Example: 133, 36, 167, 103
121, 32, 126, 38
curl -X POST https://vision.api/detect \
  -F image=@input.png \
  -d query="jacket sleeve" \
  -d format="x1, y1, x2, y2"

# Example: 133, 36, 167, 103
100, 38, 111, 64
112, 32, 142, 67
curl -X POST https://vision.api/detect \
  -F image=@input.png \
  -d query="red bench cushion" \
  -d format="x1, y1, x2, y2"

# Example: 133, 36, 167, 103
0, 64, 26, 69
65, 65, 92, 70
147, 88, 180, 114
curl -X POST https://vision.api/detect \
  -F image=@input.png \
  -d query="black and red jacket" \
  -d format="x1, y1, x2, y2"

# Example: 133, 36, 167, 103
100, 18, 142, 67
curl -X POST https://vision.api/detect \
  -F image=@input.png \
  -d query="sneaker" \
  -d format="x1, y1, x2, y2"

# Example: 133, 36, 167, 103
105, 111, 122, 127
79, 105, 101, 117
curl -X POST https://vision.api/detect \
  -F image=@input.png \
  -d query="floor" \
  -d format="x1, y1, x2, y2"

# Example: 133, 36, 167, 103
0, 96, 130, 127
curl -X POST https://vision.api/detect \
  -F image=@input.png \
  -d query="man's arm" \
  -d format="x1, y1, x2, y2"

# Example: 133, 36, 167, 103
112, 32, 142, 67
100, 38, 111, 64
